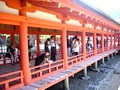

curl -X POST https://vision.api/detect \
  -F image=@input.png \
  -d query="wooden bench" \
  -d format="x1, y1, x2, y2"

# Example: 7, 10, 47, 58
18, 49, 117, 90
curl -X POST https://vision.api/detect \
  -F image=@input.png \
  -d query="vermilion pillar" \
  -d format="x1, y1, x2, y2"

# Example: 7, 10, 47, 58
114, 35, 116, 48
82, 31, 86, 60
93, 32, 97, 55
36, 33, 40, 55
111, 35, 113, 49
107, 35, 109, 51
101, 34, 104, 52
10, 33, 15, 43
61, 28, 68, 69
19, 10, 31, 85
118, 35, 120, 46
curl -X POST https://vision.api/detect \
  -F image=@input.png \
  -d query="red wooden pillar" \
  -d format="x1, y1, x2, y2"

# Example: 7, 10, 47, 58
93, 32, 97, 55
118, 35, 120, 46
101, 34, 104, 52
61, 28, 68, 69
111, 35, 113, 49
19, 10, 31, 85
106, 34, 109, 51
114, 35, 116, 48
82, 31, 86, 60
36, 33, 40, 55
10, 33, 15, 43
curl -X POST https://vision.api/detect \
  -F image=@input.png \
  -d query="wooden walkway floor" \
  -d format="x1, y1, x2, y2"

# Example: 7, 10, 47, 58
18, 49, 117, 90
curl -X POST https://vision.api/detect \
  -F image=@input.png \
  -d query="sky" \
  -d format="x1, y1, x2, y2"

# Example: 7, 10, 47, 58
79, 0, 120, 24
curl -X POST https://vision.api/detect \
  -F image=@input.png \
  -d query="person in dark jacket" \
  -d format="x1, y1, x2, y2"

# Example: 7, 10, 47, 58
28, 36, 33, 61
44, 38, 50, 52
35, 52, 50, 70
50, 36, 56, 61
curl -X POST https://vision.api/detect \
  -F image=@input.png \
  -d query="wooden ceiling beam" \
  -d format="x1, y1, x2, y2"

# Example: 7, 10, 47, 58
29, 0, 60, 8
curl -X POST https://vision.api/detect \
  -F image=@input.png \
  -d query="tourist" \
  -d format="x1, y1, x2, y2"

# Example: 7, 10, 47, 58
44, 38, 50, 52
6, 43, 17, 65
71, 37, 79, 55
35, 52, 50, 70
50, 36, 56, 61
28, 36, 33, 61
86, 37, 92, 52
67, 38, 71, 57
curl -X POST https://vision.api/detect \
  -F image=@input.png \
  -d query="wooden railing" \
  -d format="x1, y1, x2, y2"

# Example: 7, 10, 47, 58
97, 48, 102, 54
0, 71, 24, 90
0, 56, 19, 66
30, 59, 64, 83
104, 47, 108, 51
68, 54, 83, 67
86, 50, 95, 58
0, 49, 61, 66
0, 47, 118, 89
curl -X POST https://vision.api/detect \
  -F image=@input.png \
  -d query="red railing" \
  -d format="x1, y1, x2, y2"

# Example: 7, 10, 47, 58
30, 59, 64, 83
104, 47, 108, 51
68, 54, 83, 67
0, 71, 24, 90
86, 50, 95, 58
30, 53, 37, 60
0, 53, 36, 66
109, 46, 113, 50
97, 48, 102, 54
0, 57, 11, 66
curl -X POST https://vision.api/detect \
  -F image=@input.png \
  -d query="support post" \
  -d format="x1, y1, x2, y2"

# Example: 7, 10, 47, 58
102, 58, 105, 64
19, 10, 31, 85
93, 32, 97, 55
101, 34, 104, 52
94, 62, 98, 69
83, 67, 87, 77
107, 35, 109, 51
111, 35, 113, 49
114, 51, 117, 56
111, 53, 114, 58
91, 61, 100, 72
81, 67, 90, 80
114, 35, 116, 48
63, 77, 70, 90
82, 31, 86, 60
118, 35, 120, 46
61, 19, 68, 69
36, 33, 40, 56
107, 55, 110, 60
61, 28, 68, 69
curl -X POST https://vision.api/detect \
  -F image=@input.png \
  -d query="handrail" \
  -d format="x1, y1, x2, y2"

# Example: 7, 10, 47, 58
68, 53, 84, 67
30, 59, 64, 82
0, 70, 24, 90
97, 48, 102, 54
86, 50, 95, 58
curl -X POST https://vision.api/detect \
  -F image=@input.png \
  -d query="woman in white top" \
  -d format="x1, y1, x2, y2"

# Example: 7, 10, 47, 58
72, 38, 79, 55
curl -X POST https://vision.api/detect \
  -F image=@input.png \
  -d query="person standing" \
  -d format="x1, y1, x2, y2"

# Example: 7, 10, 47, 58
67, 38, 71, 57
28, 36, 33, 61
72, 37, 79, 55
50, 36, 56, 61
44, 38, 50, 52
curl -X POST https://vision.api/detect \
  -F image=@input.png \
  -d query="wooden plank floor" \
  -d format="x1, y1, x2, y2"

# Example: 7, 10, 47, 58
18, 49, 117, 90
